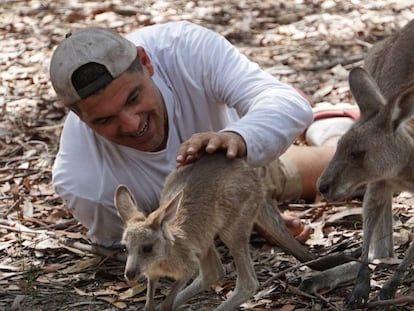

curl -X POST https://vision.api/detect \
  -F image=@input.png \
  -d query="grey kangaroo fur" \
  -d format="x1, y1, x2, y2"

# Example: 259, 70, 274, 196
114, 153, 350, 311
317, 19, 414, 309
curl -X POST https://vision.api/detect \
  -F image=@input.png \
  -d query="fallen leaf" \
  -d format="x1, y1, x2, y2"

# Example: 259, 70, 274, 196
98, 296, 127, 309
119, 283, 147, 300
62, 257, 102, 274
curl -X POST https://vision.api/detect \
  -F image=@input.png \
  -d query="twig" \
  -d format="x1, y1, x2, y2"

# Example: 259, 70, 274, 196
313, 292, 341, 311
284, 202, 329, 218
22, 217, 50, 228
65, 301, 105, 308
287, 200, 361, 210
0, 218, 47, 234
262, 252, 358, 287
0, 170, 40, 183
33, 123, 64, 131
301, 54, 364, 71
287, 202, 329, 209
67, 241, 127, 262
286, 284, 316, 299
0, 168, 42, 173
366, 296, 414, 308
1, 198, 20, 217
0, 140, 50, 158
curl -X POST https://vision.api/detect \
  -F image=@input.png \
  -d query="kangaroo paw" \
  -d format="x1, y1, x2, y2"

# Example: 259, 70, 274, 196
343, 265, 371, 309
378, 278, 399, 301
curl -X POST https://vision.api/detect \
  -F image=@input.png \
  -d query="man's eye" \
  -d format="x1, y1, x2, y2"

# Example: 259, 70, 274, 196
127, 95, 139, 106
94, 117, 111, 126
142, 244, 153, 254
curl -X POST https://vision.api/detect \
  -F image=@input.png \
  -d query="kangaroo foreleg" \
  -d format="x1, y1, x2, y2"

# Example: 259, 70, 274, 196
379, 238, 414, 300
344, 183, 393, 309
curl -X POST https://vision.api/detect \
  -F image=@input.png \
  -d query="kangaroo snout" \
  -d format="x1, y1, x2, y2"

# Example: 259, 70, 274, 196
124, 260, 141, 285
124, 268, 140, 285
317, 174, 338, 201
317, 179, 329, 197
317, 184, 339, 202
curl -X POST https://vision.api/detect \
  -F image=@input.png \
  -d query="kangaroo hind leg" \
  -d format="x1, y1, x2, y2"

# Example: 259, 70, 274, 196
173, 245, 225, 309
216, 225, 258, 311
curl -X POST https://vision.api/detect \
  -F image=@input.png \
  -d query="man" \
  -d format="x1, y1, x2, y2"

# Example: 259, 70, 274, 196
50, 21, 356, 247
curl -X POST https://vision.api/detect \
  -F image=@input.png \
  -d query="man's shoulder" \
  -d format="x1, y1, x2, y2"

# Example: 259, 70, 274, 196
125, 21, 208, 46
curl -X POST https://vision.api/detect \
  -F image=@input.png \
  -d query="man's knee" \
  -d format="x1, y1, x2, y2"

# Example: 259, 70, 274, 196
256, 154, 302, 202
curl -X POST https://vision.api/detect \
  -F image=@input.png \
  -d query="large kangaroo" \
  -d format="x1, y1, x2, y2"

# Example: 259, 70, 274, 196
115, 153, 350, 311
318, 19, 414, 309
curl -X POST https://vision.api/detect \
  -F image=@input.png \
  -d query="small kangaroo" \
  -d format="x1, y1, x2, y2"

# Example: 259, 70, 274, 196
115, 153, 262, 311
115, 153, 350, 311
318, 22, 414, 308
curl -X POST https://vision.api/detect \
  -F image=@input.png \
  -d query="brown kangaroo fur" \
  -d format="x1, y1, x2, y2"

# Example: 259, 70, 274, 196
115, 153, 351, 311
317, 19, 414, 309
116, 154, 263, 311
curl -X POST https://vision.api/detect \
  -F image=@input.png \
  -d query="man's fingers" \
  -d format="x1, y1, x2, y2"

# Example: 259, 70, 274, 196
176, 134, 205, 160
226, 138, 241, 159
176, 133, 211, 166
176, 153, 198, 168
176, 131, 247, 167
206, 133, 245, 158
205, 135, 222, 153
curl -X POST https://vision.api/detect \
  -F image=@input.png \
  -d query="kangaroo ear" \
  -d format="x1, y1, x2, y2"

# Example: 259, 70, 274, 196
114, 184, 145, 225
391, 88, 414, 131
349, 67, 386, 120
163, 190, 184, 222
150, 190, 184, 230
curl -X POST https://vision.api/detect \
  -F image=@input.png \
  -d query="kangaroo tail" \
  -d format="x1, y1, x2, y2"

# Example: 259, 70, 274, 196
254, 201, 355, 271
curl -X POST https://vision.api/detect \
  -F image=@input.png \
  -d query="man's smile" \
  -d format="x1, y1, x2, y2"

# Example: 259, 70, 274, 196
135, 115, 149, 137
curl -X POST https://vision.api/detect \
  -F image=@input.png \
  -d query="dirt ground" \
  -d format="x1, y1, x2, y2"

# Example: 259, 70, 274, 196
1, 0, 414, 310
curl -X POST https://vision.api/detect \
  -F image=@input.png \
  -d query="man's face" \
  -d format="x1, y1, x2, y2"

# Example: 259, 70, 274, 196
76, 53, 167, 152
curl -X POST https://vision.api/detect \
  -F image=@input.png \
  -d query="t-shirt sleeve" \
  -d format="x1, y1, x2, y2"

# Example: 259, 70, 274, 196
173, 22, 313, 167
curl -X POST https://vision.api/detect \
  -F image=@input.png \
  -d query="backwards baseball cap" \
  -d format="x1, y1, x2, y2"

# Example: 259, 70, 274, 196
50, 27, 137, 105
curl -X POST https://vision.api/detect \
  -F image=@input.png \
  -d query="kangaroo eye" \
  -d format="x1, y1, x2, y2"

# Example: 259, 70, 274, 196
142, 244, 153, 254
349, 150, 365, 161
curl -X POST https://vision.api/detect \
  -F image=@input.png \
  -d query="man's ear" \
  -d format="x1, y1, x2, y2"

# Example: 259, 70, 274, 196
137, 47, 154, 76
68, 103, 83, 118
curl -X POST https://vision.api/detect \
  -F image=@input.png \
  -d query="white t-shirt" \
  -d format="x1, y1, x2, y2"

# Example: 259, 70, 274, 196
52, 21, 312, 246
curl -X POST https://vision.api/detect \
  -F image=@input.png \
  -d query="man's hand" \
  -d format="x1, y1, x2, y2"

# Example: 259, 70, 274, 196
176, 131, 247, 167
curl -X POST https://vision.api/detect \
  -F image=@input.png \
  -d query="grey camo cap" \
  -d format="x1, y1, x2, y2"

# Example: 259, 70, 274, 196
49, 27, 137, 105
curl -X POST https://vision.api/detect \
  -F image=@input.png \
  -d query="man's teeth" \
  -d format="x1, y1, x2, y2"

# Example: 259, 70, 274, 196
136, 120, 148, 137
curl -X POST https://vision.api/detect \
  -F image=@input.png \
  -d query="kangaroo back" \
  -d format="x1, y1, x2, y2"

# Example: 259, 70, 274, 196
161, 153, 264, 231
364, 19, 414, 102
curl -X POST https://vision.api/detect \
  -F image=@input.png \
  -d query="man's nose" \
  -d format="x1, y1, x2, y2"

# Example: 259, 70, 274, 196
119, 111, 140, 133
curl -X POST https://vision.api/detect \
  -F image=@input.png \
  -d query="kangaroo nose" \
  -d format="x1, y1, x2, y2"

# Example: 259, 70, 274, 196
318, 182, 329, 196
125, 269, 138, 283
